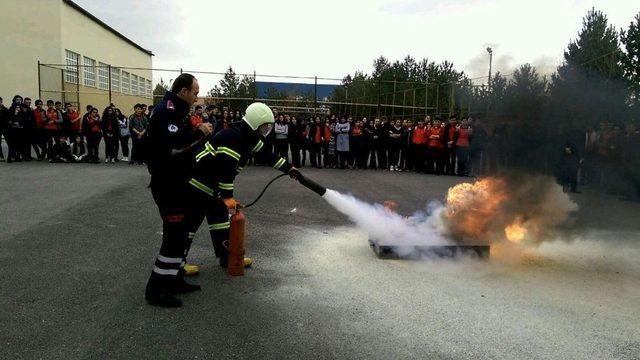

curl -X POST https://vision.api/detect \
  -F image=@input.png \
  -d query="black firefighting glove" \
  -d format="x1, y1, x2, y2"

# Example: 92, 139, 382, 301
289, 167, 301, 180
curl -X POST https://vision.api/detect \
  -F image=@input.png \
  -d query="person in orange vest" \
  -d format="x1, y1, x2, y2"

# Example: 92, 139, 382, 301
82, 107, 102, 163
455, 117, 473, 176
65, 103, 82, 142
32, 100, 48, 160
411, 117, 429, 172
444, 115, 458, 175
309, 116, 324, 168
427, 118, 445, 174
44, 100, 63, 159
189, 105, 204, 130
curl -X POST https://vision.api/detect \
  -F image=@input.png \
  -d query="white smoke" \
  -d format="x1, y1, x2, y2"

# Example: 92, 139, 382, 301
322, 189, 451, 247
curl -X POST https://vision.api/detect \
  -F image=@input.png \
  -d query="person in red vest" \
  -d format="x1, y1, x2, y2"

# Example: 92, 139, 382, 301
189, 105, 204, 130
309, 116, 324, 168
65, 103, 82, 141
101, 106, 119, 163
455, 117, 473, 176
411, 118, 429, 172
44, 100, 63, 159
444, 115, 458, 175
82, 107, 102, 163
33, 100, 48, 160
427, 118, 445, 174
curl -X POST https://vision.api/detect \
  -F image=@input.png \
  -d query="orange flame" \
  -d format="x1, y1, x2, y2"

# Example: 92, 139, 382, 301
505, 221, 527, 243
444, 178, 509, 242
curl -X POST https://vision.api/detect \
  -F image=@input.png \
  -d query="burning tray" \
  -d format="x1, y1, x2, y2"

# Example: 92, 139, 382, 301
368, 239, 490, 259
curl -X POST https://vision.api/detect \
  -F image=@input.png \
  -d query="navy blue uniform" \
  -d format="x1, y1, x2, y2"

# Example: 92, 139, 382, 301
145, 91, 207, 297
184, 121, 292, 265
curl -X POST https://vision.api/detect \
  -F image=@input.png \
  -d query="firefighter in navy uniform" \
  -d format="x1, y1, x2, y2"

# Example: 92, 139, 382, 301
182, 102, 300, 273
144, 74, 213, 308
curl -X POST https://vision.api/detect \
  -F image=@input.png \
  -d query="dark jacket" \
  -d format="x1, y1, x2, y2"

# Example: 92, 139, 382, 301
146, 91, 207, 185
190, 121, 292, 200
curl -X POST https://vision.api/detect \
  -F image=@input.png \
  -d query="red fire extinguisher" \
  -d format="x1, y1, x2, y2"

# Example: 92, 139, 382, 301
227, 208, 246, 276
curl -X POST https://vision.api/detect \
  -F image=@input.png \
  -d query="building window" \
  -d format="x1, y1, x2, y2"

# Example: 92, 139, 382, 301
83, 57, 96, 87
121, 71, 130, 94
98, 62, 109, 90
65, 50, 80, 84
146, 79, 152, 98
111, 67, 120, 93
131, 74, 139, 96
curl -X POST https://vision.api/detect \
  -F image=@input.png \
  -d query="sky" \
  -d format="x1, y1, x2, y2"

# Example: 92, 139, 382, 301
75, 0, 638, 89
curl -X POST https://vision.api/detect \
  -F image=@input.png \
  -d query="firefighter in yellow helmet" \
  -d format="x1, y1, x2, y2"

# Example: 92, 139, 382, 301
182, 102, 300, 275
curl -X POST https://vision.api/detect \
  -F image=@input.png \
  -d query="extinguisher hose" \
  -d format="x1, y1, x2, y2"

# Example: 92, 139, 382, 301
241, 173, 289, 208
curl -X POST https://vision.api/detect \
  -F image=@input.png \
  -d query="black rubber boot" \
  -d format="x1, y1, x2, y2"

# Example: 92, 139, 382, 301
145, 292, 183, 308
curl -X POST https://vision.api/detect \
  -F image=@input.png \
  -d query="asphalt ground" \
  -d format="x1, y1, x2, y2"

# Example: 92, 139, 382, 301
1, 147, 639, 359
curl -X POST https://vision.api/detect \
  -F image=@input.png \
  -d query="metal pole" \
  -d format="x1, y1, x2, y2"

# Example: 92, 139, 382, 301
391, 80, 397, 118
61, 66, 65, 104
314, 76, 318, 111
108, 64, 112, 105
76, 61, 80, 109
180, 68, 183, 74
449, 83, 454, 117
487, 47, 493, 119
253, 71, 257, 100
377, 78, 381, 117
37, 60, 42, 100
425, 82, 428, 117
436, 84, 440, 117
345, 87, 348, 116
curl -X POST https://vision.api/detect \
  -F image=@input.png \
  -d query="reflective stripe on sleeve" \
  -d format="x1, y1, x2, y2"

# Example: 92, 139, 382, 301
189, 178, 215, 196
252, 140, 264, 153
157, 255, 183, 264
273, 157, 286, 169
216, 146, 241, 161
218, 182, 234, 190
153, 266, 179, 276
208, 221, 231, 231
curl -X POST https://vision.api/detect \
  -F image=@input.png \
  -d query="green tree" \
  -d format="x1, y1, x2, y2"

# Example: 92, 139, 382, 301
152, 78, 169, 105
549, 8, 628, 131
621, 12, 640, 118
207, 67, 255, 110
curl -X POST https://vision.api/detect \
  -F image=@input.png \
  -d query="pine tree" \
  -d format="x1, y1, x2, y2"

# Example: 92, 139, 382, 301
549, 8, 628, 130
621, 12, 640, 117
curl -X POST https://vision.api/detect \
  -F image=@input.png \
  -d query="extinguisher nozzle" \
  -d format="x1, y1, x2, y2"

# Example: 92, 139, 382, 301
297, 175, 327, 197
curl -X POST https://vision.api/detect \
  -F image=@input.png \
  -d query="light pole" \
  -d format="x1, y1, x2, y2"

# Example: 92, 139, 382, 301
486, 47, 493, 90
486, 47, 493, 119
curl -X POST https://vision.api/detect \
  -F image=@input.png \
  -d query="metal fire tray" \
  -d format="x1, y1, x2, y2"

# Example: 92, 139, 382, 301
369, 239, 490, 259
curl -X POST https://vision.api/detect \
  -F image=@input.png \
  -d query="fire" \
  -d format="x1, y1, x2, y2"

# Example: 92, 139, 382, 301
505, 221, 527, 243
444, 178, 509, 243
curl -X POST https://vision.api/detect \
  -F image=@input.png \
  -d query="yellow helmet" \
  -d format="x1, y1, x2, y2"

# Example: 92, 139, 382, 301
243, 102, 274, 131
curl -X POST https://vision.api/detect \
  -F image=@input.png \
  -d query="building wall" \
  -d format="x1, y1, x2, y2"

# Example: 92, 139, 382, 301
0, 0, 152, 112
0, 0, 63, 100
60, 2, 152, 112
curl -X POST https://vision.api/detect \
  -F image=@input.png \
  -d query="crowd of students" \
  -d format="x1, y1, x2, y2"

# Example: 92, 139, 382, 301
0, 95, 150, 164
259, 112, 486, 176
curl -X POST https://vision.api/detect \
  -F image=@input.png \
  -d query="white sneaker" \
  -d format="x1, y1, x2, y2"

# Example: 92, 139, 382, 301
104, 158, 109, 163
121, 157, 129, 162
111, 158, 115, 163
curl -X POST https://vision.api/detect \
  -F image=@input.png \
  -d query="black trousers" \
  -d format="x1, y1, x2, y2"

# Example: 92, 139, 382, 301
275, 139, 289, 162
146, 181, 190, 296
369, 144, 387, 169
388, 145, 400, 169
104, 135, 117, 160
0, 128, 4, 158
291, 144, 301, 168
426, 147, 445, 174
184, 189, 230, 263
445, 147, 457, 175
131, 137, 145, 164
115, 135, 130, 158
310, 143, 322, 168
456, 147, 470, 176
337, 151, 349, 169
87, 133, 101, 162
